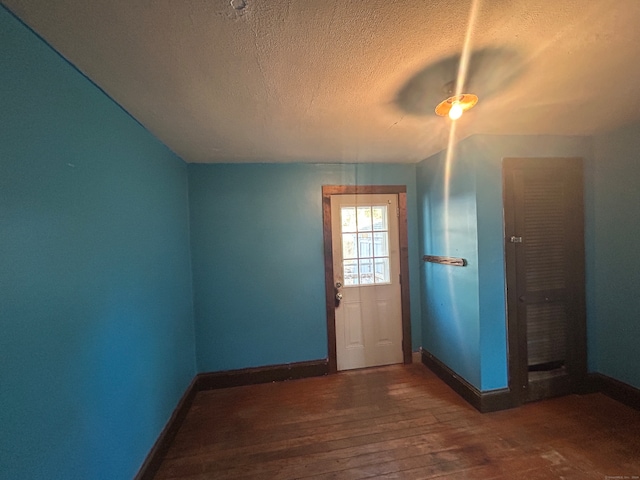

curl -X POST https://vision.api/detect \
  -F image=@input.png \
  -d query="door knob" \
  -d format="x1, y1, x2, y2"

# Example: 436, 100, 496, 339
334, 282, 343, 307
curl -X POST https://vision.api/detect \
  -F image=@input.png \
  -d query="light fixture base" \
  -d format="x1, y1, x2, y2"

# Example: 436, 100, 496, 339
435, 93, 479, 117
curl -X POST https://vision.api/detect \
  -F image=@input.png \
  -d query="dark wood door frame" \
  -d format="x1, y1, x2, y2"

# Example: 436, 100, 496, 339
503, 158, 587, 405
322, 185, 412, 374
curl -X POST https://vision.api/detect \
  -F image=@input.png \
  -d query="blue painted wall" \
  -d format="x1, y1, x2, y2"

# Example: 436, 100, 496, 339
591, 122, 640, 389
417, 140, 482, 388
417, 134, 593, 391
0, 8, 196, 479
188, 163, 421, 372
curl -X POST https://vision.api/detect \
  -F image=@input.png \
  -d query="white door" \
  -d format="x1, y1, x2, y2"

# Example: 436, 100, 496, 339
331, 194, 404, 371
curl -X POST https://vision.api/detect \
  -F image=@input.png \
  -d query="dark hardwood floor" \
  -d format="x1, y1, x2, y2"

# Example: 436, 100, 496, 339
154, 363, 640, 479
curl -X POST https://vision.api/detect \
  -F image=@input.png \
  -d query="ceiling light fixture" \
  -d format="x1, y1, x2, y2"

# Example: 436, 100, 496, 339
435, 93, 478, 120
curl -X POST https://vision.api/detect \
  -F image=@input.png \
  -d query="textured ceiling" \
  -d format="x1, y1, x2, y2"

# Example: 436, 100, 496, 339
3, 0, 640, 163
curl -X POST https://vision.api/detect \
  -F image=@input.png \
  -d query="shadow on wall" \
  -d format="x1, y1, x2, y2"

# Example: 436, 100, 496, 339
394, 47, 525, 116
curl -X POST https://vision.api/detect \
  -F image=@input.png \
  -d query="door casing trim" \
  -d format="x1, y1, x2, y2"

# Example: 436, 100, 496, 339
322, 185, 412, 373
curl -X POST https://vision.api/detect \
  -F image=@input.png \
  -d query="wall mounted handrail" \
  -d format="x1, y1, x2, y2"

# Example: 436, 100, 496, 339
423, 255, 467, 267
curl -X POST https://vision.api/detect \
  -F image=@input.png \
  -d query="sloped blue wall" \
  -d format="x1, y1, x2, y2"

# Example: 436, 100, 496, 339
188, 163, 421, 372
0, 8, 196, 479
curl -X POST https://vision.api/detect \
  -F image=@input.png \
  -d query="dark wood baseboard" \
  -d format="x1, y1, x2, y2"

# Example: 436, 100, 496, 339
420, 350, 640, 413
420, 349, 514, 413
134, 376, 198, 480
588, 373, 640, 411
197, 359, 329, 391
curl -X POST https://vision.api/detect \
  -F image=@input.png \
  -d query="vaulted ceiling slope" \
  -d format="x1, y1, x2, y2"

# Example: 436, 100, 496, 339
4, 0, 640, 163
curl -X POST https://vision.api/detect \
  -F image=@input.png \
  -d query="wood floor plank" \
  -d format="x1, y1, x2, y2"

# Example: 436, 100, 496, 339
153, 363, 640, 480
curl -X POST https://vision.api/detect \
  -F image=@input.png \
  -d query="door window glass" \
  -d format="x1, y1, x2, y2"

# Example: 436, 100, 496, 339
341, 205, 390, 286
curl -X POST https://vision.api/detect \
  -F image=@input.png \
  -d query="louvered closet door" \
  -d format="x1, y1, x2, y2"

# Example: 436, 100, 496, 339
504, 158, 586, 404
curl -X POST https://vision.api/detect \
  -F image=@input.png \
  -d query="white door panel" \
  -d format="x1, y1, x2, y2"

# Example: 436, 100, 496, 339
345, 302, 364, 348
